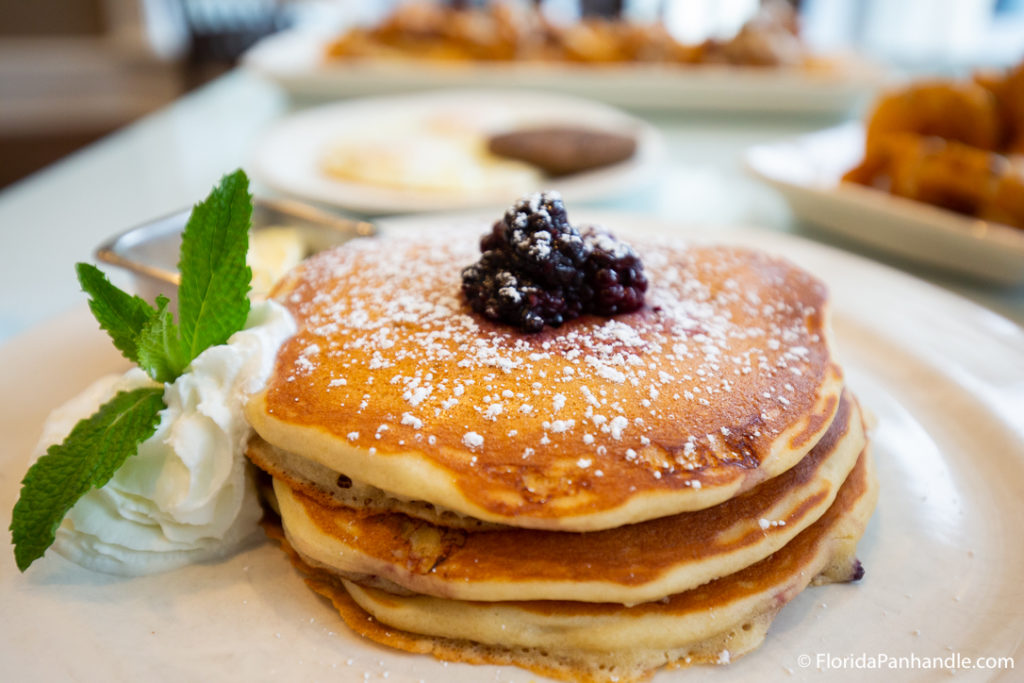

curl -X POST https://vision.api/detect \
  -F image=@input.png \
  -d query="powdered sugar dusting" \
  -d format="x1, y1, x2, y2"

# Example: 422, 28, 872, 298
266, 225, 833, 496
463, 432, 484, 449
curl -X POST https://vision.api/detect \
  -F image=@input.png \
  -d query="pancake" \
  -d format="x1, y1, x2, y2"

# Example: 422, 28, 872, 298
247, 435, 501, 530
266, 391, 865, 604
246, 228, 844, 531
270, 450, 878, 683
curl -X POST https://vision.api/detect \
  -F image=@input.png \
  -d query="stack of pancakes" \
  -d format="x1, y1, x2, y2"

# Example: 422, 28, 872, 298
244, 226, 878, 683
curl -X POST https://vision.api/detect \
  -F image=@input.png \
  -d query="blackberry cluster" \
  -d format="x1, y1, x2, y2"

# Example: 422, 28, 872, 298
461, 192, 647, 332
582, 226, 648, 316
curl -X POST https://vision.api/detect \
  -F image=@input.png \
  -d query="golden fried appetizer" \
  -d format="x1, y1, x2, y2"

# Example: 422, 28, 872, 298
698, 1, 804, 68
888, 138, 1008, 216
842, 132, 921, 189
975, 62, 1024, 153
845, 58, 1024, 230
325, 1, 549, 62
555, 20, 632, 63
864, 82, 1002, 153
844, 133, 1023, 229
978, 160, 1024, 229
324, 1, 816, 69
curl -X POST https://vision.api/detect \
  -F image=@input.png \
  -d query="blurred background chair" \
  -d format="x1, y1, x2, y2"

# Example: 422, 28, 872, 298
0, 0, 181, 187
0, 0, 293, 187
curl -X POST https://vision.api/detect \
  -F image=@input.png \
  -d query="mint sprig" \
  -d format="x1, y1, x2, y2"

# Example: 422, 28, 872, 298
178, 169, 253, 360
76, 262, 159, 365
135, 295, 188, 383
10, 170, 254, 571
11, 388, 165, 571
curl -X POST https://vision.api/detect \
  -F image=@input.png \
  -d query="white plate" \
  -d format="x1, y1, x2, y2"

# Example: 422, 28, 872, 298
248, 90, 664, 215
243, 28, 885, 115
3, 217, 1023, 682
745, 123, 1024, 286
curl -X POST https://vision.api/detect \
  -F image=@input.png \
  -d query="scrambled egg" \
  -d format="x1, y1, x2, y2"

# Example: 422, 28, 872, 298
321, 115, 542, 195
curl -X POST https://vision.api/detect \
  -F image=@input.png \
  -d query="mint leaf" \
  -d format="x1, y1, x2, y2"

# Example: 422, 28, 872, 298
76, 263, 157, 365
136, 295, 187, 383
11, 170, 259, 572
177, 169, 252, 365
80, 170, 253, 379
10, 387, 165, 572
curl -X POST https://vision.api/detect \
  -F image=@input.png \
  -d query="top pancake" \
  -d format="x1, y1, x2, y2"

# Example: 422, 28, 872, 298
246, 226, 843, 531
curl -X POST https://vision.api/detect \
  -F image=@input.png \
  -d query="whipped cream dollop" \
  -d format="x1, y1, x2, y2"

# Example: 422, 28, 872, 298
31, 300, 295, 575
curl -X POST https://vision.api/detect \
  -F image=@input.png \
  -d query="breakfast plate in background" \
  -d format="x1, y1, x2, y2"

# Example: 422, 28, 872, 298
745, 123, 1024, 286
248, 90, 664, 215
243, 27, 884, 115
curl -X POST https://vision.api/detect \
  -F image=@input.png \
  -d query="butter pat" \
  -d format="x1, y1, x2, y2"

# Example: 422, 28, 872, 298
32, 300, 296, 575
248, 227, 306, 297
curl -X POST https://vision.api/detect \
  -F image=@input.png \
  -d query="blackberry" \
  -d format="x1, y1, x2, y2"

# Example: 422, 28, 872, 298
582, 227, 648, 315
461, 193, 646, 332
499, 192, 590, 289
461, 253, 584, 332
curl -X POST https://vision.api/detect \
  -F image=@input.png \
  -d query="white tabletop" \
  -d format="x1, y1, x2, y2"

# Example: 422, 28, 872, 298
1, 68, 1022, 346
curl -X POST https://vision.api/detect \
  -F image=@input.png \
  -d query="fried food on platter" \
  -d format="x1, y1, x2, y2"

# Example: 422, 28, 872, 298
975, 62, 1024, 153
887, 138, 1008, 216
864, 82, 1001, 153
325, 1, 816, 69
325, 2, 552, 62
843, 133, 1023, 228
842, 132, 921, 188
978, 159, 1024, 229
844, 58, 1024, 231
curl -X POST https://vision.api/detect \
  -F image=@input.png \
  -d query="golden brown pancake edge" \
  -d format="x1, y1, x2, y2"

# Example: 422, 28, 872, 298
246, 232, 845, 531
